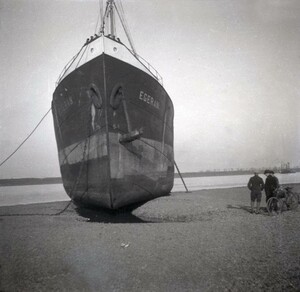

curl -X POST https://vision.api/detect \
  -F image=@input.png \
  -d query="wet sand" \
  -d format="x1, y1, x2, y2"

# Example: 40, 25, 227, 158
1, 185, 300, 291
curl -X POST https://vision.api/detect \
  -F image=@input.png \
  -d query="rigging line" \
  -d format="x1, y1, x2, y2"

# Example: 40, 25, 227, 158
94, 2, 100, 35
94, 0, 104, 35
2, 66, 91, 217
99, 0, 104, 32
56, 45, 85, 85
75, 44, 89, 70
52, 199, 73, 215
117, 0, 133, 45
139, 138, 172, 163
138, 138, 189, 192
0, 108, 52, 167
115, 0, 126, 31
99, 1, 109, 34
119, 0, 136, 53
34, 105, 92, 217
113, 2, 136, 54
1, 135, 88, 217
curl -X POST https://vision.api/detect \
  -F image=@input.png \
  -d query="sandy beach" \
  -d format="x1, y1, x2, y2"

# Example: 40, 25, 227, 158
1, 185, 300, 291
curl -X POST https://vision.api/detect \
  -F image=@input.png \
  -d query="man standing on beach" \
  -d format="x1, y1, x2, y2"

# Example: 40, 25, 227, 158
264, 170, 279, 203
247, 172, 264, 214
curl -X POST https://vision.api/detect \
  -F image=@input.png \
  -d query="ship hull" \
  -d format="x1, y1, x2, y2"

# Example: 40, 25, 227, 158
52, 48, 174, 209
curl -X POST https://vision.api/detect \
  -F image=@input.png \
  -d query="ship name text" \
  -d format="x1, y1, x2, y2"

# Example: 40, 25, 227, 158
139, 91, 160, 109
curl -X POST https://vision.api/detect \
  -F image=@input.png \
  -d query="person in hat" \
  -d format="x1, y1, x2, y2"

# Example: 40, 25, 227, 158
270, 170, 279, 187
264, 170, 279, 203
247, 171, 264, 214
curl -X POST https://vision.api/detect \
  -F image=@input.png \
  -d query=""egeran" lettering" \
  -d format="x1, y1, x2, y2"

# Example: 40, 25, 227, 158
139, 91, 160, 109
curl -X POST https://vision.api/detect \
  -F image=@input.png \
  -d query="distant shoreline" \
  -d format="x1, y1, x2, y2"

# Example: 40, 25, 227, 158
0, 177, 63, 187
1, 170, 299, 187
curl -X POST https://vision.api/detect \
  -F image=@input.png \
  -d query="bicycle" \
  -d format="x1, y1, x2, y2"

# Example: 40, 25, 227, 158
266, 186, 298, 215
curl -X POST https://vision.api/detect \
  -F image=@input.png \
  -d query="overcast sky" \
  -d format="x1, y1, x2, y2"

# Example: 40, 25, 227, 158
0, 0, 299, 178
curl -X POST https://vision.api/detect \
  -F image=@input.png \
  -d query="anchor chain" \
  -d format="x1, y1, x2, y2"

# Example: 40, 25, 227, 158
68, 99, 92, 202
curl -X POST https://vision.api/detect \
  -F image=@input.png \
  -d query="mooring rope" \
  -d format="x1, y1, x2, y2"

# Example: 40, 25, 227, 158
0, 106, 75, 217
0, 108, 52, 167
0, 200, 74, 217
0, 98, 94, 217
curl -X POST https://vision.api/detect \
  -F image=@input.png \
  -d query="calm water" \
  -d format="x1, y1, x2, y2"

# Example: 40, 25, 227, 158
174, 172, 300, 192
1, 173, 300, 207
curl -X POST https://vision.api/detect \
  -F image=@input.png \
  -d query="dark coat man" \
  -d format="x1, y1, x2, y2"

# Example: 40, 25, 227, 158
247, 172, 264, 214
264, 171, 279, 202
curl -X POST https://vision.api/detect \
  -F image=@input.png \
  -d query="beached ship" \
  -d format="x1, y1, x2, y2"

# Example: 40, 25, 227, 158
52, 0, 174, 209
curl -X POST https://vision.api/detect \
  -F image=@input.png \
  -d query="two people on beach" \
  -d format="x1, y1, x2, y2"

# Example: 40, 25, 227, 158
247, 170, 279, 214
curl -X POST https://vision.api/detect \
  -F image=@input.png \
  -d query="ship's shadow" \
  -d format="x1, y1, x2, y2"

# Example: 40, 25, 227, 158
75, 202, 152, 223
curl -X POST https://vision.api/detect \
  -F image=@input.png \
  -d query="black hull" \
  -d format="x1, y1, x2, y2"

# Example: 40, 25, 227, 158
52, 53, 174, 209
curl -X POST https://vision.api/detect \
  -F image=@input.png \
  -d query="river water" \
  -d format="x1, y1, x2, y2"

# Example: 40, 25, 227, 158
1, 173, 300, 207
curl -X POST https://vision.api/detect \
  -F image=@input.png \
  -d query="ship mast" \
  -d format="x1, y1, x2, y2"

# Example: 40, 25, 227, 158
100, 0, 137, 55
108, 0, 115, 37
